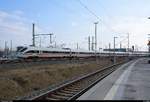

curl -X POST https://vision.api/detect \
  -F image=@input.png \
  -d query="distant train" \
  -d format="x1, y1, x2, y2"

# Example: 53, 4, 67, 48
16, 46, 148, 59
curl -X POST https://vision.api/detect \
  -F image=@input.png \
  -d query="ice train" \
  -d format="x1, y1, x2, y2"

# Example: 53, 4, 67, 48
16, 46, 148, 59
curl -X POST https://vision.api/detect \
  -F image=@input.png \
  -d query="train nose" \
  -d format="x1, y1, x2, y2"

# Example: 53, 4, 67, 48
16, 52, 23, 58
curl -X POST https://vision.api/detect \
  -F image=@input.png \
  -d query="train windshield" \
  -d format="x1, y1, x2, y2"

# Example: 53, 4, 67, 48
19, 47, 28, 52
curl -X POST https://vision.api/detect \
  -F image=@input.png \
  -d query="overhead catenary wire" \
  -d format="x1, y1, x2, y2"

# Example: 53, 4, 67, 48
76, 0, 119, 34
77, 0, 102, 21
97, 0, 118, 26
51, 0, 131, 50
51, 0, 124, 49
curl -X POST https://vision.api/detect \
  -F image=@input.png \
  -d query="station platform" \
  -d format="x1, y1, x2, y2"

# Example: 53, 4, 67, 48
77, 58, 150, 100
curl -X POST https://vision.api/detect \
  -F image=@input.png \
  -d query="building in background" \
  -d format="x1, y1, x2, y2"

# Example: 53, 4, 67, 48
103, 48, 127, 52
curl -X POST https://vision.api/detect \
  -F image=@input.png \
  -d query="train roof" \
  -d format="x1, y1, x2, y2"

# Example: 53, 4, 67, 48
21, 46, 95, 53
20, 46, 144, 54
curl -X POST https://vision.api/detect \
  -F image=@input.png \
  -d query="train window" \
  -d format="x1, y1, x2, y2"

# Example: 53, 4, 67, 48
26, 50, 39, 53
26, 50, 34, 53
79, 52, 87, 54
35, 50, 39, 53
42, 51, 71, 54
43, 51, 49, 53
60, 52, 64, 54
19, 47, 27, 52
63, 51, 71, 54
43, 51, 60, 53
72, 52, 76, 54
51, 51, 56, 53
52, 51, 67, 54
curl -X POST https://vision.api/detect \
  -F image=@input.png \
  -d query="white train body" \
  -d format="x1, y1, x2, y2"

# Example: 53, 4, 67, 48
16, 46, 93, 58
16, 46, 148, 59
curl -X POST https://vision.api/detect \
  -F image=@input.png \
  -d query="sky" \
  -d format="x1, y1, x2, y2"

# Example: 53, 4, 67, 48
0, 0, 150, 51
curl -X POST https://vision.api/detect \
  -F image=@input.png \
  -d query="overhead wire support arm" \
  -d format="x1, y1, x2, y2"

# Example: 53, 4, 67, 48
35, 33, 54, 45
35, 34, 53, 36
32, 23, 54, 46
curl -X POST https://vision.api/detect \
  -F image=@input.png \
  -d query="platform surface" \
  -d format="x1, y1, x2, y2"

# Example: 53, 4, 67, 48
77, 58, 150, 100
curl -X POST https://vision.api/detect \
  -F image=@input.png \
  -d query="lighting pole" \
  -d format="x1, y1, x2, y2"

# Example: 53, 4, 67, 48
77, 43, 79, 50
32, 23, 35, 46
10, 40, 12, 58
127, 33, 130, 52
94, 22, 98, 62
94, 22, 98, 52
109, 43, 111, 57
120, 41, 122, 49
92, 36, 94, 51
39, 37, 42, 47
88, 36, 91, 51
49, 33, 53, 44
114, 37, 118, 64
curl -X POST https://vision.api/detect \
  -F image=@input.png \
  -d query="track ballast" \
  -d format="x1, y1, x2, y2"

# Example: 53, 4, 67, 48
19, 61, 127, 100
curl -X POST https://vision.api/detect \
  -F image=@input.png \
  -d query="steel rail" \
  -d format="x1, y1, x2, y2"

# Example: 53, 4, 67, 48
0, 53, 135, 64
20, 60, 129, 100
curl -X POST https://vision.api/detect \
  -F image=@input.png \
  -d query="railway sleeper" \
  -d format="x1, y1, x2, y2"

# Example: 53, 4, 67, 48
82, 81, 91, 85
70, 84, 81, 87
63, 88, 80, 93
46, 97, 59, 100
86, 80, 96, 84
60, 90, 77, 95
49, 94, 70, 100
46, 96, 62, 100
67, 87, 82, 91
69, 85, 82, 89
55, 92, 74, 97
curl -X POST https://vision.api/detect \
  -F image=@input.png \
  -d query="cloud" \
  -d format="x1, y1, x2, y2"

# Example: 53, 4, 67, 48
71, 21, 78, 27
0, 10, 50, 48
0, 10, 149, 51
13, 10, 24, 16
101, 16, 150, 51
0, 10, 30, 34
0, 10, 33, 48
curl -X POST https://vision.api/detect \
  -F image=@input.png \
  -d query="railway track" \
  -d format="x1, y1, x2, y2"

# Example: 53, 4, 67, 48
0, 57, 96, 64
0, 55, 131, 65
19, 61, 127, 100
